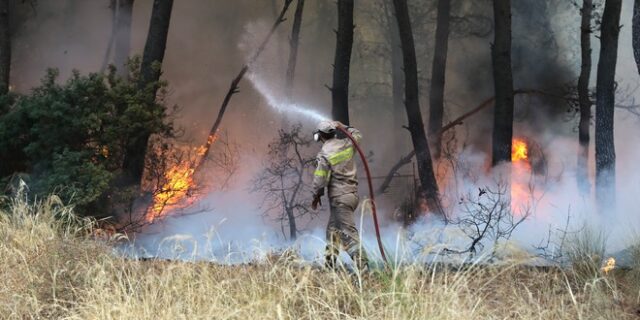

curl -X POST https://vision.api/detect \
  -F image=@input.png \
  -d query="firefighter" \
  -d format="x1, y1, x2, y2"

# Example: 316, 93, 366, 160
311, 120, 369, 271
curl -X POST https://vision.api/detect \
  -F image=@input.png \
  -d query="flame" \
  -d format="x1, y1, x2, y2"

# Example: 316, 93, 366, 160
511, 138, 532, 216
601, 257, 616, 274
512, 139, 529, 162
149, 162, 195, 221
146, 134, 218, 222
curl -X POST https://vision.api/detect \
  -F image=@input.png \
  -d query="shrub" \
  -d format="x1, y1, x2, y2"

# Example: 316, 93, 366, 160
0, 60, 174, 217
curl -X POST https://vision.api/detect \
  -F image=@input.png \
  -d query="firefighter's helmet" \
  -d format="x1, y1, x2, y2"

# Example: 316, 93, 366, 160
313, 120, 336, 142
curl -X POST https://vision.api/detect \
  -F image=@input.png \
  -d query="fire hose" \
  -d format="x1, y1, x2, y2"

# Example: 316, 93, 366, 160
336, 125, 388, 264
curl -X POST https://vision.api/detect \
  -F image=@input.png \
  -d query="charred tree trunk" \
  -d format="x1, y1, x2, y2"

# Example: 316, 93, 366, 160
491, 0, 514, 167
392, 0, 444, 216
595, 0, 621, 211
285, 0, 305, 100
577, 0, 592, 194
286, 208, 297, 240
634, 0, 640, 74
123, 0, 174, 185
331, 0, 354, 125
428, 0, 451, 160
0, 0, 10, 95
114, 0, 134, 76
138, 0, 173, 95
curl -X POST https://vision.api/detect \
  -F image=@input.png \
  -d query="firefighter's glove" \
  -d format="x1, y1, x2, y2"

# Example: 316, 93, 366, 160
311, 194, 322, 210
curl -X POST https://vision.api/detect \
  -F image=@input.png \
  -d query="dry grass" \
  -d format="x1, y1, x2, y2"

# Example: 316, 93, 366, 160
1, 195, 639, 319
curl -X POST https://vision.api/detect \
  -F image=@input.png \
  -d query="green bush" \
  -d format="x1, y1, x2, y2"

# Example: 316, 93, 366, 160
0, 60, 174, 217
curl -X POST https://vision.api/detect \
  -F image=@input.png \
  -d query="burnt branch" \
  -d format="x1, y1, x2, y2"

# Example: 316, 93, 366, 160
441, 184, 531, 260
195, 0, 295, 173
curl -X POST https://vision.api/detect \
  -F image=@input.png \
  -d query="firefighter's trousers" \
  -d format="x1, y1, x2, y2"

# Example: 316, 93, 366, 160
325, 192, 369, 270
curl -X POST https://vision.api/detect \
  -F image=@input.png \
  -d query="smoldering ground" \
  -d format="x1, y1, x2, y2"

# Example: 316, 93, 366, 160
9, 0, 640, 265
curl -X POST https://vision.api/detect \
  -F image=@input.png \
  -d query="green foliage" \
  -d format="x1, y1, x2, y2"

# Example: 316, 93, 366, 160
0, 59, 173, 216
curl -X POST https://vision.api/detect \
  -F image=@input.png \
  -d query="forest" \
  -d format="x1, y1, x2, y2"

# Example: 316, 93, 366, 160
2, 0, 640, 319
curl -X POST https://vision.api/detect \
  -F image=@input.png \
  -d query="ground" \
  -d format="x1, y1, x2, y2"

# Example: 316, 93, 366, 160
1, 196, 639, 319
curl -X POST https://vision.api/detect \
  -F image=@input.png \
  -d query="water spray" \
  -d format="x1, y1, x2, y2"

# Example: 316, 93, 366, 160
335, 125, 387, 264
247, 73, 329, 122
245, 72, 386, 262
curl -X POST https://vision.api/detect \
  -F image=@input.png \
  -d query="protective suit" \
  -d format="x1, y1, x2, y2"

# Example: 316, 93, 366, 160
311, 122, 369, 271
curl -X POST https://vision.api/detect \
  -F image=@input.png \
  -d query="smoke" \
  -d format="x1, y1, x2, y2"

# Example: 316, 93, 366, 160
9, 0, 640, 265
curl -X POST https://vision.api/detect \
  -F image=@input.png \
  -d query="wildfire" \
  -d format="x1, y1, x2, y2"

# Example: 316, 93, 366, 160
512, 139, 529, 162
146, 134, 218, 222
601, 257, 616, 274
149, 163, 196, 221
511, 138, 532, 216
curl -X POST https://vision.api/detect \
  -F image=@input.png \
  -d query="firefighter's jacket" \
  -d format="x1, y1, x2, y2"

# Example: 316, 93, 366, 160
312, 127, 361, 198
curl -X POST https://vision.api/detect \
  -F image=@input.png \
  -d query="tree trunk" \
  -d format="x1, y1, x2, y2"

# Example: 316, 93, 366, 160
392, 0, 444, 216
286, 208, 297, 240
123, 0, 174, 185
331, 0, 354, 125
114, 0, 134, 76
577, 0, 592, 194
491, 0, 514, 167
383, 0, 405, 149
139, 0, 173, 94
391, 42, 404, 128
633, 0, 640, 74
285, 0, 305, 100
595, 0, 621, 212
0, 0, 10, 95
428, 0, 451, 160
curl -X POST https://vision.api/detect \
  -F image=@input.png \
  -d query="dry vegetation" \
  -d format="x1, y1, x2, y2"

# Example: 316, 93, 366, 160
2, 195, 640, 319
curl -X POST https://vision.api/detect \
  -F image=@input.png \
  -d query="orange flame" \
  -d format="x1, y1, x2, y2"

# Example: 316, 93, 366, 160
511, 138, 531, 216
512, 138, 529, 162
146, 134, 218, 222
149, 163, 195, 221
601, 257, 616, 274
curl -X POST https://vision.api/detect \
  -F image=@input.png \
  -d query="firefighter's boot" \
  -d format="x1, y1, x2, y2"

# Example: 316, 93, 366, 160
348, 246, 370, 273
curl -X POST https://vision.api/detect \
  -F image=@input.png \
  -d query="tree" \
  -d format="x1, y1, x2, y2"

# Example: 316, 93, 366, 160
114, 0, 134, 76
490, 0, 514, 167
102, 0, 134, 76
595, 0, 622, 211
428, 0, 451, 160
392, 0, 444, 216
381, 0, 405, 148
252, 125, 316, 240
577, 0, 593, 194
0, 0, 10, 95
138, 0, 173, 95
122, 0, 174, 186
285, 0, 305, 100
634, 0, 640, 74
331, 0, 354, 125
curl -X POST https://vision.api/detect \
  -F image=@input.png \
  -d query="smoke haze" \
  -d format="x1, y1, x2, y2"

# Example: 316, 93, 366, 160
9, 0, 640, 264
